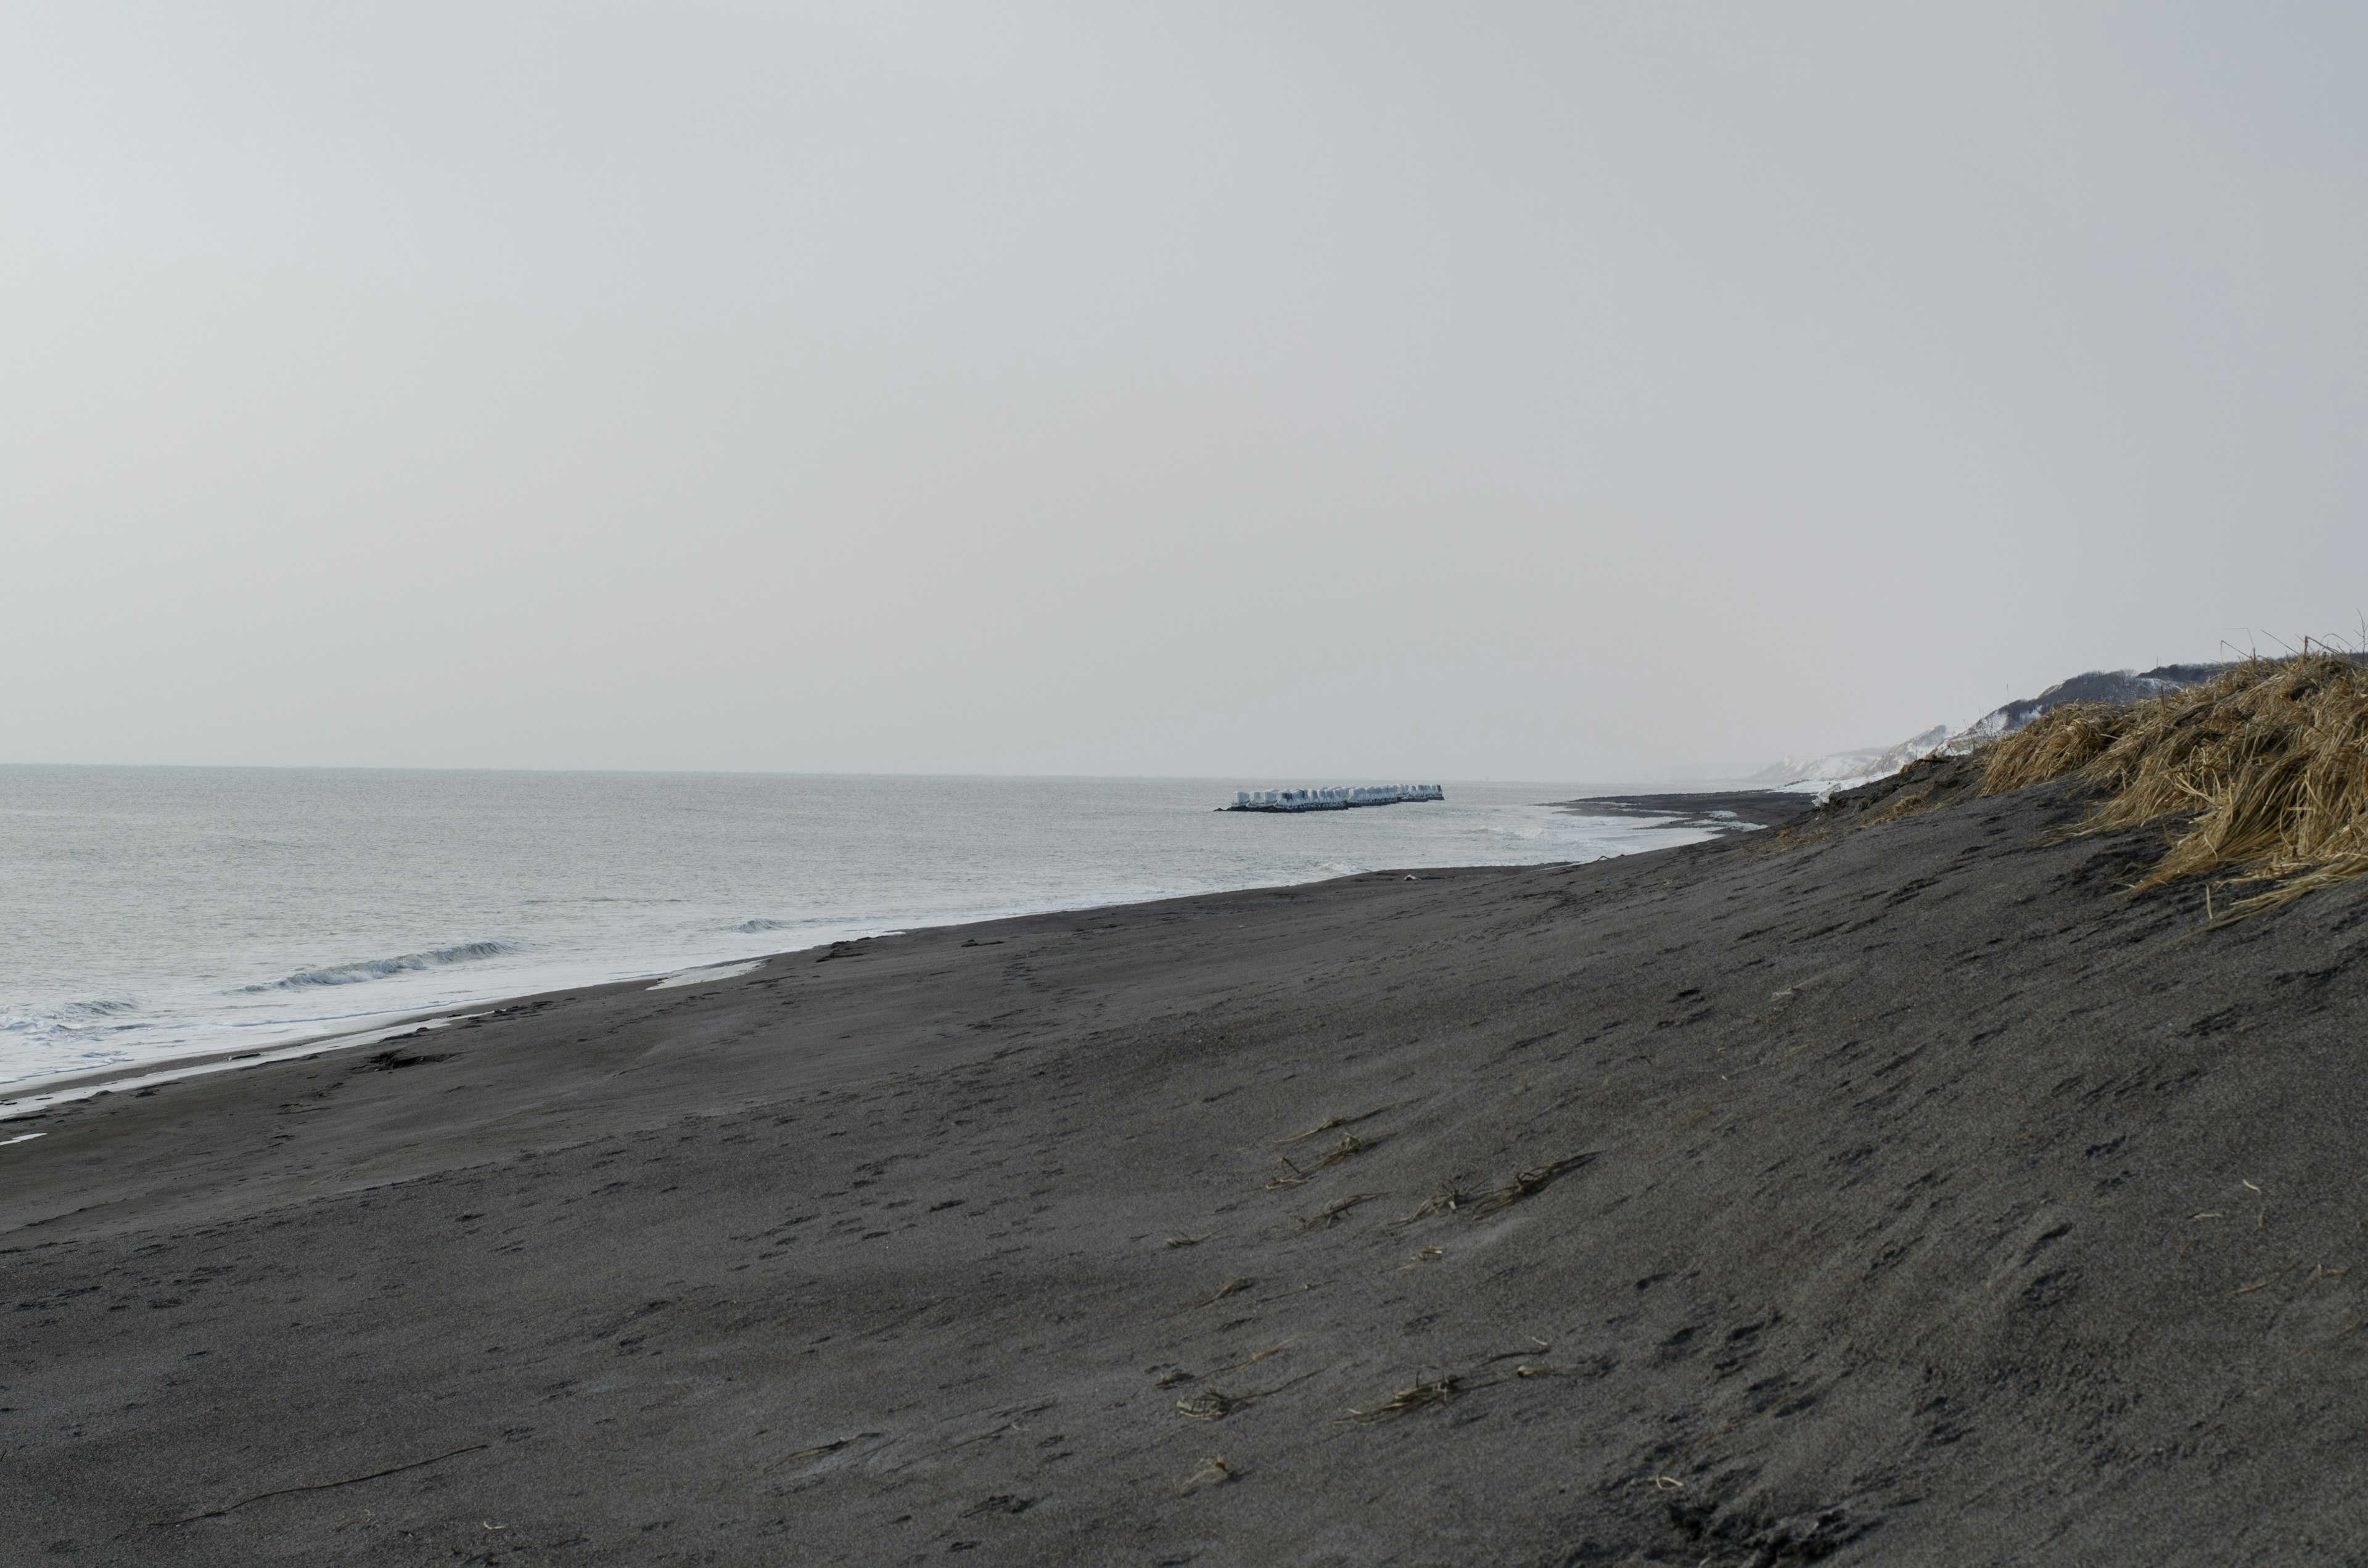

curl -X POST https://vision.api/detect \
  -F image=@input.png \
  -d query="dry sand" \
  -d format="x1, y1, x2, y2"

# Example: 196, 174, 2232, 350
6, 763, 2367, 1565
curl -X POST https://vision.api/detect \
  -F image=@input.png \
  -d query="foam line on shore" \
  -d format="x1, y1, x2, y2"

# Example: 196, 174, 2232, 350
648, 959, 765, 990
0, 1012, 471, 1120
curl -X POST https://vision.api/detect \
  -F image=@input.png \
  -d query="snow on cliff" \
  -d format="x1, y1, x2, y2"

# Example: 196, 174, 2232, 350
1753, 663, 2234, 797
1749, 726, 1952, 790
1954, 664, 2229, 741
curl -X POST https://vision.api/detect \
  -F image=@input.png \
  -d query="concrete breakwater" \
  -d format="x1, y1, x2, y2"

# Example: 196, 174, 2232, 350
1226, 784, 1444, 813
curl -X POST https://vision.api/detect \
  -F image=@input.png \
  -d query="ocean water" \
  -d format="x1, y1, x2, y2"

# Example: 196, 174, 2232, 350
0, 767, 1730, 1093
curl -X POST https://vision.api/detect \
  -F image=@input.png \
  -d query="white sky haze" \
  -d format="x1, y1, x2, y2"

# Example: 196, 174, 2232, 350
7, 4, 2367, 775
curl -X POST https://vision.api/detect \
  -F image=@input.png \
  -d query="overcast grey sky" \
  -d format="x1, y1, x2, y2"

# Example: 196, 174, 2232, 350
6, 4, 2365, 777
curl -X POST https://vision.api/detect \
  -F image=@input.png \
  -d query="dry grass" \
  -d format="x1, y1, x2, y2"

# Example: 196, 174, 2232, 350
1390, 1192, 1466, 1225
1981, 652, 2368, 919
1212, 1336, 1305, 1376
1197, 1276, 1251, 1307
1309, 1132, 1369, 1169
1336, 1345, 1563, 1426
1340, 1375, 1460, 1422
1177, 1456, 1234, 1495
1267, 1131, 1370, 1189
1291, 1194, 1380, 1233
1468, 1152, 1597, 1217
1174, 1361, 1326, 1423
1861, 756, 1983, 826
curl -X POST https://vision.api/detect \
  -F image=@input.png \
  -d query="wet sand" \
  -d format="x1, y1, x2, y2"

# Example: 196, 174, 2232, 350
7, 762, 2367, 1565
1549, 790, 1812, 834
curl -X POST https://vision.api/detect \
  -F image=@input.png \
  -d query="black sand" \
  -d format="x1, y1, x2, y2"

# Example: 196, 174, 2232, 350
1548, 791, 1812, 834
7, 765, 2368, 1565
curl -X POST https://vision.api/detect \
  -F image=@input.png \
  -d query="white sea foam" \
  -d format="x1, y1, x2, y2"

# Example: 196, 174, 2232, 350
59, 998, 140, 1020
1, 998, 143, 1035
243, 940, 522, 991
649, 960, 765, 990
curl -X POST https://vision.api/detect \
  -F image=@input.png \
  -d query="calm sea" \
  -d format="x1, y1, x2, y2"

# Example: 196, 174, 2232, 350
0, 768, 1730, 1091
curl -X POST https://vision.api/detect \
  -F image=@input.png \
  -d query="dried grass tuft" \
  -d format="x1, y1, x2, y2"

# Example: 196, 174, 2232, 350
1177, 1456, 1234, 1495
1213, 1336, 1305, 1374
1391, 1192, 1466, 1226
1267, 1132, 1370, 1189
1310, 1132, 1368, 1169
1276, 1115, 1352, 1145
1337, 1345, 1560, 1425
1981, 651, 2368, 919
1197, 1276, 1250, 1307
1468, 1152, 1597, 1217
1173, 1360, 1325, 1422
1341, 1375, 1460, 1422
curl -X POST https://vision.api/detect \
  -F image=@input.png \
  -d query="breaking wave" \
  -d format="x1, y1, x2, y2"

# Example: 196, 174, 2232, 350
732, 919, 800, 934
244, 940, 522, 992
1, 998, 143, 1035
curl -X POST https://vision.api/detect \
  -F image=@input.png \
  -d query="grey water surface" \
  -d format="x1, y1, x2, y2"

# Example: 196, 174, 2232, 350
0, 767, 1733, 1089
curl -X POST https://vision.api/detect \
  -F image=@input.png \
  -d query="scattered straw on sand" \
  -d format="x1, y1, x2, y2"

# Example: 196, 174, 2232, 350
1197, 1276, 1250, 1307
1338, 1342, 1568, 1424
1273, 1108, 1386, 1144
1174, 1362, 1326, 1422
1291, 1193, 1380, 1233
1391, 1193, 1465, 1225
1212, 1336, 1305, 1375
1982, 651, 2368, 919
1310, 1132, 1368, 1169
1468, 1153, 1597, 1217
1268, 1132, 1370, 1189
1341, 1375, 1460, 1422
1177, 1456, 1233, 1495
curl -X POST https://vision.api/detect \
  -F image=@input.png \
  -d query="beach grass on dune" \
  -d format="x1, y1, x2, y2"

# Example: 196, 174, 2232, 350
1981, 649, 2368, 918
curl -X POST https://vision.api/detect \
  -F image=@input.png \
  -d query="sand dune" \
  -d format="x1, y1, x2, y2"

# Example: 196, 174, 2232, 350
6, 762, 2366, 1564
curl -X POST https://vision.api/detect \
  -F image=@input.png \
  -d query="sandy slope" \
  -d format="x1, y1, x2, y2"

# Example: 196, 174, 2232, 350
6, 766, 2367, 1566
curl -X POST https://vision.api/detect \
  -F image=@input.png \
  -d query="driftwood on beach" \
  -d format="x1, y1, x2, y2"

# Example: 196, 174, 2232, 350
6, 750, 2367, 1564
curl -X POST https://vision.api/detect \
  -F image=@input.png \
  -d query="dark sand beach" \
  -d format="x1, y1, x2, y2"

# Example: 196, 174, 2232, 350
1549, 792, 1814, 834
7, 763, 2367, 1565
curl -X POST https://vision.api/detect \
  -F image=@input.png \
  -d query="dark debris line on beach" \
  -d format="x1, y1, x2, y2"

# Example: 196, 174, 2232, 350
1549, 787, 1814, 832
4, 755, 2367, 1564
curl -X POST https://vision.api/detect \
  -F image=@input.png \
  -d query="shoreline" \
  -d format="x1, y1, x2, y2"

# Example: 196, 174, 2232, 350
2, 789, 1808, 1118
0, 954, 788, 1118
1544, 787, 1811, 832
0, 1008, 488, 1120
12, 770, 2350, 1561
